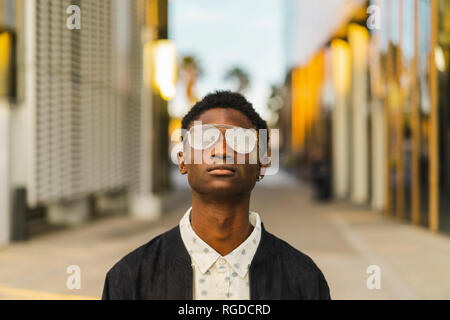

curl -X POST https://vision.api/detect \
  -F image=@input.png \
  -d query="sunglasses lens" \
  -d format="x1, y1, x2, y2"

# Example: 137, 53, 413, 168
225, 128, 257, 154
188, 125, 220, 150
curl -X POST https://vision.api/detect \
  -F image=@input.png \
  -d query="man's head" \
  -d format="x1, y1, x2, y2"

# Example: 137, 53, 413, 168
177, 91, 269, 199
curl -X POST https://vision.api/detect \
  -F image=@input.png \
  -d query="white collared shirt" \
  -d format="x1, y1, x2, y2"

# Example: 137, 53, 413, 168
179, 207, 262, 300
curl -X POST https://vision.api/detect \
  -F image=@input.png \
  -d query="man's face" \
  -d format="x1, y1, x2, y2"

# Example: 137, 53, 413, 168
178, 108, 261, 198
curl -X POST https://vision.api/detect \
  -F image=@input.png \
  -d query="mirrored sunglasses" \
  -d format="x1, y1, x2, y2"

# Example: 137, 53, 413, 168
185, 124, 258, 154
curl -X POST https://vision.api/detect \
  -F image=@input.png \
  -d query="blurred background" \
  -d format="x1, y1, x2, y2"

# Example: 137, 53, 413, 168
0, 0, 449, 299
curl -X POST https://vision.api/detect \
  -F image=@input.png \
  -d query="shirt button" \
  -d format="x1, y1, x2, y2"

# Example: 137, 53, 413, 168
218, 258, 226, 266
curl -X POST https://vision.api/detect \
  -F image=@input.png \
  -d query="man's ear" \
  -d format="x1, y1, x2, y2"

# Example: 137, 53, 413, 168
257, 159, 271, 180
178, 151, 188, 175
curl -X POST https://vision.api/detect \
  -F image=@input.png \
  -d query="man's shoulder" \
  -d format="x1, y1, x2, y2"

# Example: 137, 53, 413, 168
102, 226, 182, 299
106, 225, 179, 276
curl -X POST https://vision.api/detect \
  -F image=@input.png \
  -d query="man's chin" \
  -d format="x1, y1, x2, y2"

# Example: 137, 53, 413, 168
200, 179, 244, 196
209, 180, 237, 191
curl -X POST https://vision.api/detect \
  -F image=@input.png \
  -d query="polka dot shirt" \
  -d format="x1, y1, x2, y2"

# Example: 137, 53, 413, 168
179, 207, 262, 300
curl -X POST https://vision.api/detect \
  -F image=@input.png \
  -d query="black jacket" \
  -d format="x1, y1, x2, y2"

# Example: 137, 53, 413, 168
102, 222, 331, 300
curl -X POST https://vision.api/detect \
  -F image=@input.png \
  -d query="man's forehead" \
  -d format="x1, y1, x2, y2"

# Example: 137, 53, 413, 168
188, 107, 254, 129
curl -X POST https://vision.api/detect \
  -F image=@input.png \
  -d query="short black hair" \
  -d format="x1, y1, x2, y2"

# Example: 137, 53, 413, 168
180, 91, 270, 158
181, 90, 268, 131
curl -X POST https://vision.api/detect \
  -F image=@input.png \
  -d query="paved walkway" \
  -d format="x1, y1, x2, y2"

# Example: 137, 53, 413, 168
1, 171, 450, 299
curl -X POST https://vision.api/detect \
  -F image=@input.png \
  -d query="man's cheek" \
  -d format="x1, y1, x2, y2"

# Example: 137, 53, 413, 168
187, 164, 207, 178
236, 166, 252, 178
183, 148, 200, 165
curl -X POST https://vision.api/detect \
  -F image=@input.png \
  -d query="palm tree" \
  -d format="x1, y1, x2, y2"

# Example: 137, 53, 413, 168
224, 66, 250, 93
180, 55, 203, 104
266, 84, 284, 127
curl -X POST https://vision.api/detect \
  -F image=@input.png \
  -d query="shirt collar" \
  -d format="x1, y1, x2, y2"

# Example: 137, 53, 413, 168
179, 206, 262, 278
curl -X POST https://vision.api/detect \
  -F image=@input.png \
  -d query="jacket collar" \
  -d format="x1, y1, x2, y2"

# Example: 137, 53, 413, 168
178, 207, 262, 278
166, 216, 275, 269
161, 220, 276, 300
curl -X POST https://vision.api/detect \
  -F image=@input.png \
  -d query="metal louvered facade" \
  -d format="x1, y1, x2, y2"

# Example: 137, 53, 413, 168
30, 0, 146, 206
125, 0, 145, 195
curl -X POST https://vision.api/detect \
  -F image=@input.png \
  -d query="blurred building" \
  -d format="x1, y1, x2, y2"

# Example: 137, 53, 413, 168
0, 0, 173, 247
283, 0, 450, 233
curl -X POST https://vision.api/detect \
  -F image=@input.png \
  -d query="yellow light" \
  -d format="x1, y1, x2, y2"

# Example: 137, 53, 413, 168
0, 31, 12, 97
169, 117, 182, 141
291, 67, 306, 150
150, 40, 177, 101
331, 39, 351, 95
143, 41, 152, 89
435, 46, 446, 73
348, 24, 369, 71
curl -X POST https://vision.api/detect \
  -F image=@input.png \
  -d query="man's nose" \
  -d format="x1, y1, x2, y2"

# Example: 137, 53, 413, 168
210, 134, 233, 161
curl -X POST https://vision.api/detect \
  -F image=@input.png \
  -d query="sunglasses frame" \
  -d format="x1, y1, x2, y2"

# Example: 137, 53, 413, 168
184, 123, 259, 155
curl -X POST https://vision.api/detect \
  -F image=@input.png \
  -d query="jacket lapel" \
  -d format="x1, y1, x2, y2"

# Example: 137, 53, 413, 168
160, 226, 193, 299
249, 222, 279, 299
162, 222, 276, 300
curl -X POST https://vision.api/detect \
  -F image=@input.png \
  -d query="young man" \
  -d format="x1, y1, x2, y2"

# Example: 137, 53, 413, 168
102, 91, 330, 300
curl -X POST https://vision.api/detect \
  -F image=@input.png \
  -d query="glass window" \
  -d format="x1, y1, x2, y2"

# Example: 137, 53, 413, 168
417, 0, 432, 226
437, 0, 450, 232
401, 0, 416, 221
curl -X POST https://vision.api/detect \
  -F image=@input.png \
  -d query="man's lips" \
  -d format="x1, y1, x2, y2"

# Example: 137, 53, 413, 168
207, 165, 236, 176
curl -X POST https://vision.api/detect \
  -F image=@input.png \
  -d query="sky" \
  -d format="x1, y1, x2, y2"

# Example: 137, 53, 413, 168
168, 0, 285, 122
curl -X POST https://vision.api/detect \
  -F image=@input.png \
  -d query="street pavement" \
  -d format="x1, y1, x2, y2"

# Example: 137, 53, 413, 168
1, 170, 450, 299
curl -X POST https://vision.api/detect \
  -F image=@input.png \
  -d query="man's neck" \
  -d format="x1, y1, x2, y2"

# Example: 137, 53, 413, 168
190, 192, 254, 256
